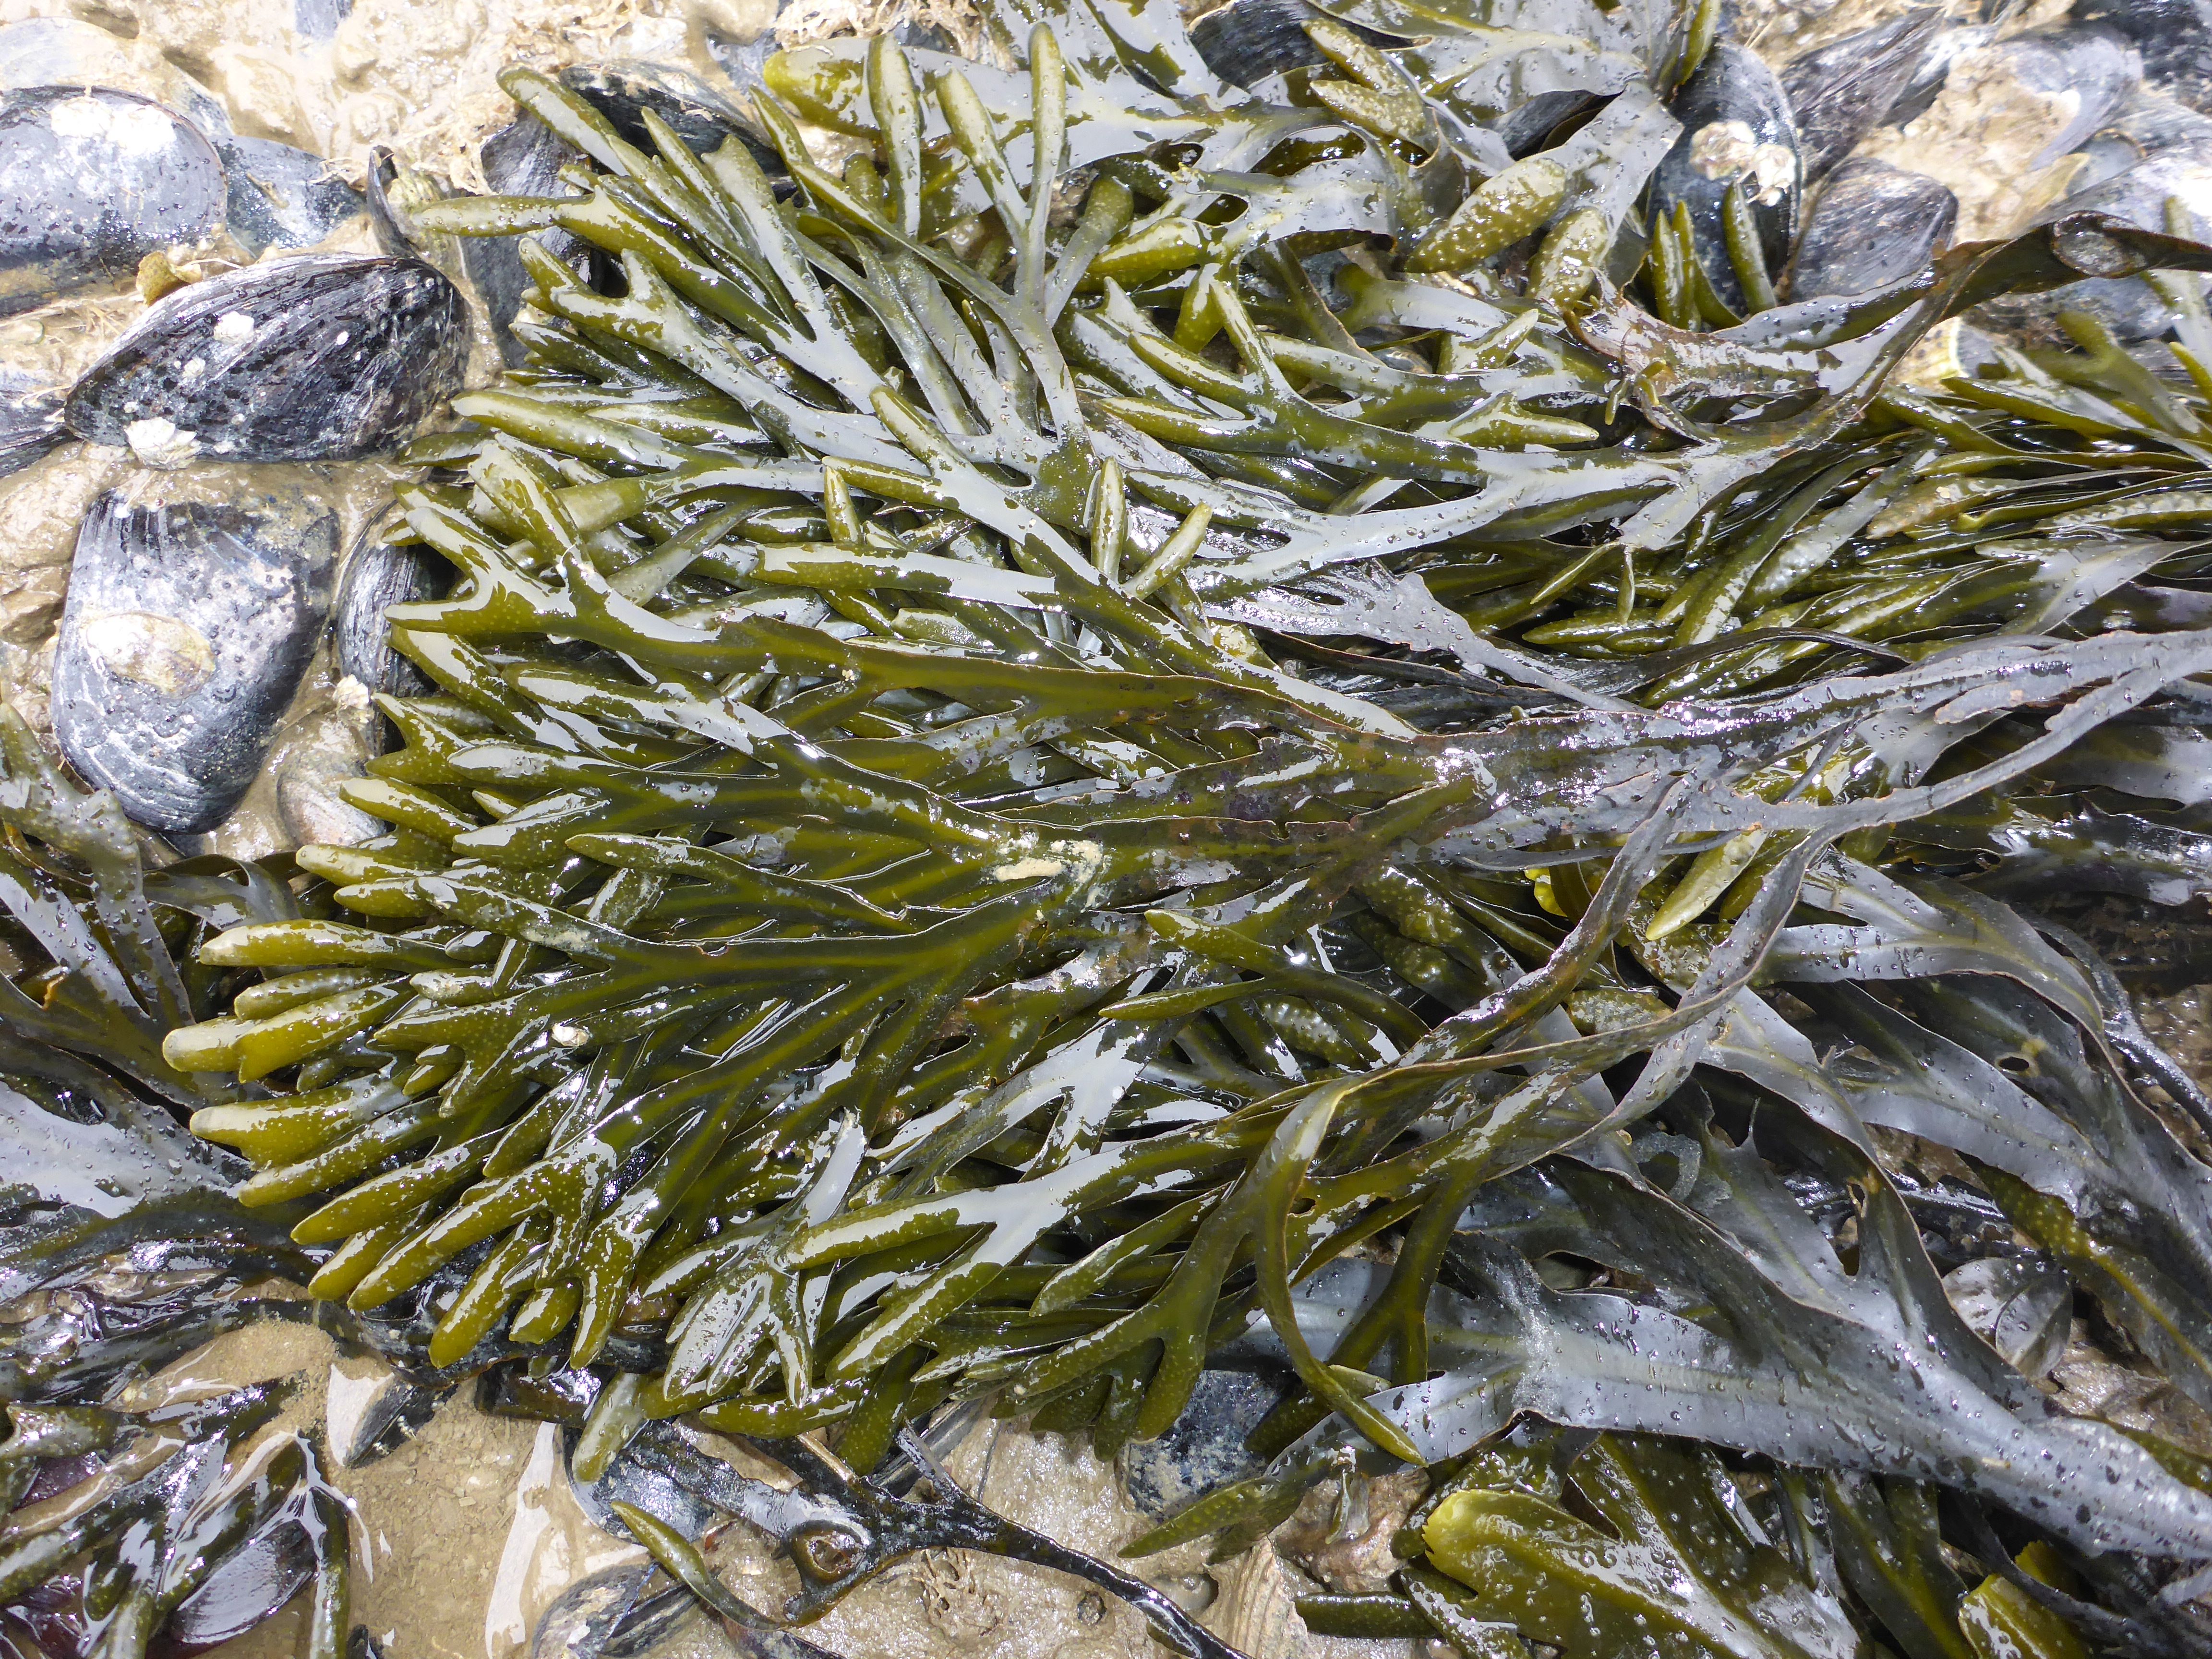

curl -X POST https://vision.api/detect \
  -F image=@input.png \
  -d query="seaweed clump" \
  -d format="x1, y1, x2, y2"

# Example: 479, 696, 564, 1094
12, 0, 2212, 1652
0, 713, 360, 1659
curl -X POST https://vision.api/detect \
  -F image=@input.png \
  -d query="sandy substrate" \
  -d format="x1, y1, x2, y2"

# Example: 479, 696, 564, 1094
139, 1317, 1416, 1659
115, 1322, 630, 1659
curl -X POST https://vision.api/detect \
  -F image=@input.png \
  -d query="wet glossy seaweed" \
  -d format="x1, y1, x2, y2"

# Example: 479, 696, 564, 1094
11, 0, 2212, 1654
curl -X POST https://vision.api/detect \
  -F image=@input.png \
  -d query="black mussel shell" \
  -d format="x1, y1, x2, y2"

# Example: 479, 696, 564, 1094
557, 61, 778, 168
2069, 88, 2212, 193
1989, 140, 2212, 339
363, 147, 411, 258
52, 483, 338, 833
0, 1569, 85, 1658
472, 114, 598, 362
530, 1564, 658, 1659
0, 1226, 305, 1397
64, 253, 467, 463
2092, 85, 2212, 166
213, 133, 365, 257
1787, 158, 1957, 300
0, 1457, 34, 1516
1985, 26, 2144, 167
2076, 131, 2149, 193
566, 1419, 724, 1543
327, 1364, 443, 1467
481, 110, 582, 199
0, 371, 65, 479
709, 12, 957, 128
0, 19, 231, 137
0, 1493, 110, 1654
168, 1518, 316, 1650
1981, 295, 2149, 353
702, 24, 780, 108
896, 15, 961, 53
1885, 23, 1996, 130
1190, 0, 1330, 88
2077, 0, 2212, 111
21, 1453, 104, 1508
462, 238, 531, 368
1782, 9, 1942, 182
1495, 89, 1601, 158
361, 148, 457, 264
1118, 1368, 1288, 1518
477, 1363, 600, 1425
0, 86, 226, 318
1652, 41, 1803, 313
294, 0, 353, 40
335, 539, 444, 699
1188, 0, 1402, 92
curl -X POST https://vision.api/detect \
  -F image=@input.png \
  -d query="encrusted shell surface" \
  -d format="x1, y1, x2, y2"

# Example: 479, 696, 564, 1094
63, 252, 468, 463
0, 85, 226, 318
52, 480, 338, 832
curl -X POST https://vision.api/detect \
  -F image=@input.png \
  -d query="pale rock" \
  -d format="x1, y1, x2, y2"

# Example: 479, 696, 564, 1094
209, 42, 321, 148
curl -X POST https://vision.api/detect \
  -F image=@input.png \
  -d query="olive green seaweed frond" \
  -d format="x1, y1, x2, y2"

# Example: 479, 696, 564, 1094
12, 0, 2212, 1653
